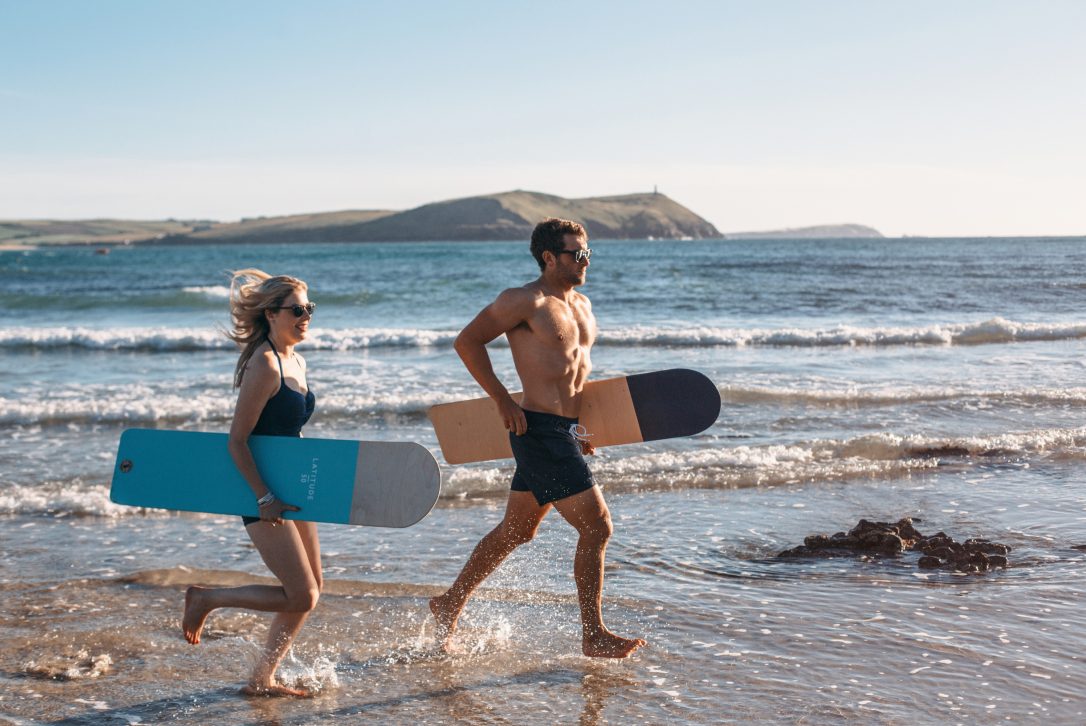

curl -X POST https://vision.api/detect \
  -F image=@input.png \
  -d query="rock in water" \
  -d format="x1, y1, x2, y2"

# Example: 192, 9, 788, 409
778, 517, 1011, 573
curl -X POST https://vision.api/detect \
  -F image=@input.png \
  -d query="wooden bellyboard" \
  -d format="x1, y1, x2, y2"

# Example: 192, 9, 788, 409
110, 429, 441, 527
428, 368, 721, 464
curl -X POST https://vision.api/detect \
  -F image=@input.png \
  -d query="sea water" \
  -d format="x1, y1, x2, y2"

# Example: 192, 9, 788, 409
2, 238, 1086, 723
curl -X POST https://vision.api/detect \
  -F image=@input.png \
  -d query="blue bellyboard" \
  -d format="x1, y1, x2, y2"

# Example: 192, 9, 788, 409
110, 429, 440, 527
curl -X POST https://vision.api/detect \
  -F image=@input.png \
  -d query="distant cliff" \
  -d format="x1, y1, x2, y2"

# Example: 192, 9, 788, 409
2, 196, 892, 248
723, 224, 883, 239
155, 190, 719, 244
0, 218, 207, 247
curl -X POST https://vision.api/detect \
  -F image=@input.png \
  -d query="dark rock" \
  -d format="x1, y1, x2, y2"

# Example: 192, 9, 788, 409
869, 533, 905, 554
964, 539, 1011, 555
776, 517, 1011, 573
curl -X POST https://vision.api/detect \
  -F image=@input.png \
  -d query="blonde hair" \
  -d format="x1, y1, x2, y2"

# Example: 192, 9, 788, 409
227, 268, 307, 387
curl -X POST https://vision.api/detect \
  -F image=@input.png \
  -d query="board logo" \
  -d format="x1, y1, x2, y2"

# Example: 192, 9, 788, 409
304, 457, 319, 501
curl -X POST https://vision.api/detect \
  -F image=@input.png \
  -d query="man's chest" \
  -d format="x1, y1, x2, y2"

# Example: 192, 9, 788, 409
528, 301, 595, 348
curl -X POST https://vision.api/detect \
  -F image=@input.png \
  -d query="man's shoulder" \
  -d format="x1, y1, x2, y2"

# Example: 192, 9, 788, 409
494, 282, 546, 307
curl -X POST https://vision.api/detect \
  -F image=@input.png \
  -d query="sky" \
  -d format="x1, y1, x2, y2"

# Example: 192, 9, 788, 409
1, 0, 1083, 237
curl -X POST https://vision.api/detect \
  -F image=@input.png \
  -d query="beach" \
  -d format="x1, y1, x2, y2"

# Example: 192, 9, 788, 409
3, 237, 1086, 724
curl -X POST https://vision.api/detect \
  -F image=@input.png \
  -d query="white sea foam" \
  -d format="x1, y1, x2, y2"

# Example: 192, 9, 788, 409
0, 479, 136, 517
721, 384, 1086, 408
180, 285, 231, 299
8, 377, 1086, 428
872, 427, 1086, 459
8, 425, 1086, 516
438, 426, 1086, 500
3, 317, 1086, 352
0, 385, 467, 427
22, 650, 113, 680
0, 326, 459, 351
602, 317, 1086, 348
0, 387, 233, 426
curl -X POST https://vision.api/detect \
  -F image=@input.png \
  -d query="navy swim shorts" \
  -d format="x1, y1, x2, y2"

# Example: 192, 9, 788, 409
509, 409, 596, 506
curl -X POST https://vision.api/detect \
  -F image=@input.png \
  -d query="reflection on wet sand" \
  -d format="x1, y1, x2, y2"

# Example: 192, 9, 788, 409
287, 665, 614, 723
579, 665, 638, 726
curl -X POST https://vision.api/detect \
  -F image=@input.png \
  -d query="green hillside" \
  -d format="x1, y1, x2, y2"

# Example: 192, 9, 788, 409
0, 190, 720, 248
161, 190, 720, 244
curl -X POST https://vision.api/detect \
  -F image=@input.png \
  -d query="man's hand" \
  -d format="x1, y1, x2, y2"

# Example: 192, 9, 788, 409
497, 394, 527, 435
580, 439, 596, 456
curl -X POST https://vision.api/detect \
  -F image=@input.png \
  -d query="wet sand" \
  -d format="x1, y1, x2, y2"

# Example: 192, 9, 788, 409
4, 467, 1086, 724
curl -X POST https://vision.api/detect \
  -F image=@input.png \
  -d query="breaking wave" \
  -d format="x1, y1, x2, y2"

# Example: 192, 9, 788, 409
3, 317, 1086, 352
8, 426, 1086, 517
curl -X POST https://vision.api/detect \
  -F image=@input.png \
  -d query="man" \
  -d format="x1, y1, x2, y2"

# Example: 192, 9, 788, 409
429, 218, 646, 659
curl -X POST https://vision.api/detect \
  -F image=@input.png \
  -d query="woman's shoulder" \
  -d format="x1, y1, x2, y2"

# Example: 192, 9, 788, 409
242, 345, 281, 381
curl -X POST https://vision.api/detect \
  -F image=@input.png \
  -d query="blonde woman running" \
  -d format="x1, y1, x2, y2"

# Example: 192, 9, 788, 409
181, 269, 322, 697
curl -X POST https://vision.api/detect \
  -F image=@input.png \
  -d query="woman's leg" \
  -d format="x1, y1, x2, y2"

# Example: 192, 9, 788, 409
182, 521, 320, 643
244, 520, 323, 694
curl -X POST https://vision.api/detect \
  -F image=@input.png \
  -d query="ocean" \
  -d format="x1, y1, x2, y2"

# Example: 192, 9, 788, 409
2, 237, 1086, 724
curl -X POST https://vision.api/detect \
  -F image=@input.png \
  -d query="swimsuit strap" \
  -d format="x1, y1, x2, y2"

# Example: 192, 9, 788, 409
267, 338, 286, 383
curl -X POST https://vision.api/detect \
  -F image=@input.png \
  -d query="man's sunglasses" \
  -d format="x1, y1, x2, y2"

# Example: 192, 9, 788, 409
271, 302, 317, 317
557, 248, 592, 263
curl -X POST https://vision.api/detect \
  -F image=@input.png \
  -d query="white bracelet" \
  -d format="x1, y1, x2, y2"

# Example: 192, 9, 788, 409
256, 492, 276, 506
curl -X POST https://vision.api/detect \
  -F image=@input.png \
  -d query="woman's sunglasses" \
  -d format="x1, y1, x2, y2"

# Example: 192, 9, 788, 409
271, 302, 317, 317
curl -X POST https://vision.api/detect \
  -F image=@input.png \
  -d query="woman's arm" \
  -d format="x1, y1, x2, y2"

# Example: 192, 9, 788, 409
227, 351, 300, 523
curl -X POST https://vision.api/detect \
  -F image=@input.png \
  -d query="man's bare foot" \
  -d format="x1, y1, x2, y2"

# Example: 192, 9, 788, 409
182, 586, 212, 644
428, 594, 461, 650
583, 630, 646, 659
241, 682, 314, 698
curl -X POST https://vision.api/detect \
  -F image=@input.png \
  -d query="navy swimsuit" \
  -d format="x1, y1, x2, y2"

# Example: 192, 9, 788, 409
241, 343, 315, 525
509, 409, 596, 506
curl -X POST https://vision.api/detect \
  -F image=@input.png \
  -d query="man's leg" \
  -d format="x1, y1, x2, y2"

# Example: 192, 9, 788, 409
430, 490, 549, 649
553, 486, 645, 658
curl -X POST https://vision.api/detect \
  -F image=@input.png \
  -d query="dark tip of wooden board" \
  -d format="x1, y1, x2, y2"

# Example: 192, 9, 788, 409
626, 369, 721, 441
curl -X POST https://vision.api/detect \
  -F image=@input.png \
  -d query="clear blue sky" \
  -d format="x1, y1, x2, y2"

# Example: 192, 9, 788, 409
2, 0, 1083, 236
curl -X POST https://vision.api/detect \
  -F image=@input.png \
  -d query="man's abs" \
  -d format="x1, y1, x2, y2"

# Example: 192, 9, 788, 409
508, 328, 591, 418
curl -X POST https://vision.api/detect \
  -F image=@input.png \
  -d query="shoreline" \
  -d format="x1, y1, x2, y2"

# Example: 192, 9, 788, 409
4, 235, 1086, 251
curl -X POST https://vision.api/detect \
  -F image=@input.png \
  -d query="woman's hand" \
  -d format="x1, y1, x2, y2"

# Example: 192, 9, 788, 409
259, 496, 301, 525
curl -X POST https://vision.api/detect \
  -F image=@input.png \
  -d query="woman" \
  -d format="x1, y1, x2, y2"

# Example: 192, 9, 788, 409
181, 269, 322, 697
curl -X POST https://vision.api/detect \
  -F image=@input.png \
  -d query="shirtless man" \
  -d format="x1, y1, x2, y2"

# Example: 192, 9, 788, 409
429, 218, 646, 659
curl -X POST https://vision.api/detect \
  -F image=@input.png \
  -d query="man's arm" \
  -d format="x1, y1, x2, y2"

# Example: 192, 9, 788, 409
453, 288, 534, 435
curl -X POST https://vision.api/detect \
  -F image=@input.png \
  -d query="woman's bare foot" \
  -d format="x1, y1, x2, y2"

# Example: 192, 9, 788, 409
182, 586, 212, 644
428, 593, 461, 650
241, 681, 314, 698
583, 630, 646, 658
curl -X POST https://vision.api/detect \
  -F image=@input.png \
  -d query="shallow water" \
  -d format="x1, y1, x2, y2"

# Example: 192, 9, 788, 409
4, 462, 1086, 724
3, 238, 1086, 723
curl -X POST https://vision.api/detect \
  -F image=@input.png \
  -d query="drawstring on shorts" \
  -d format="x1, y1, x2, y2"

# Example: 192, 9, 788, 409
569, 423, 592, 443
